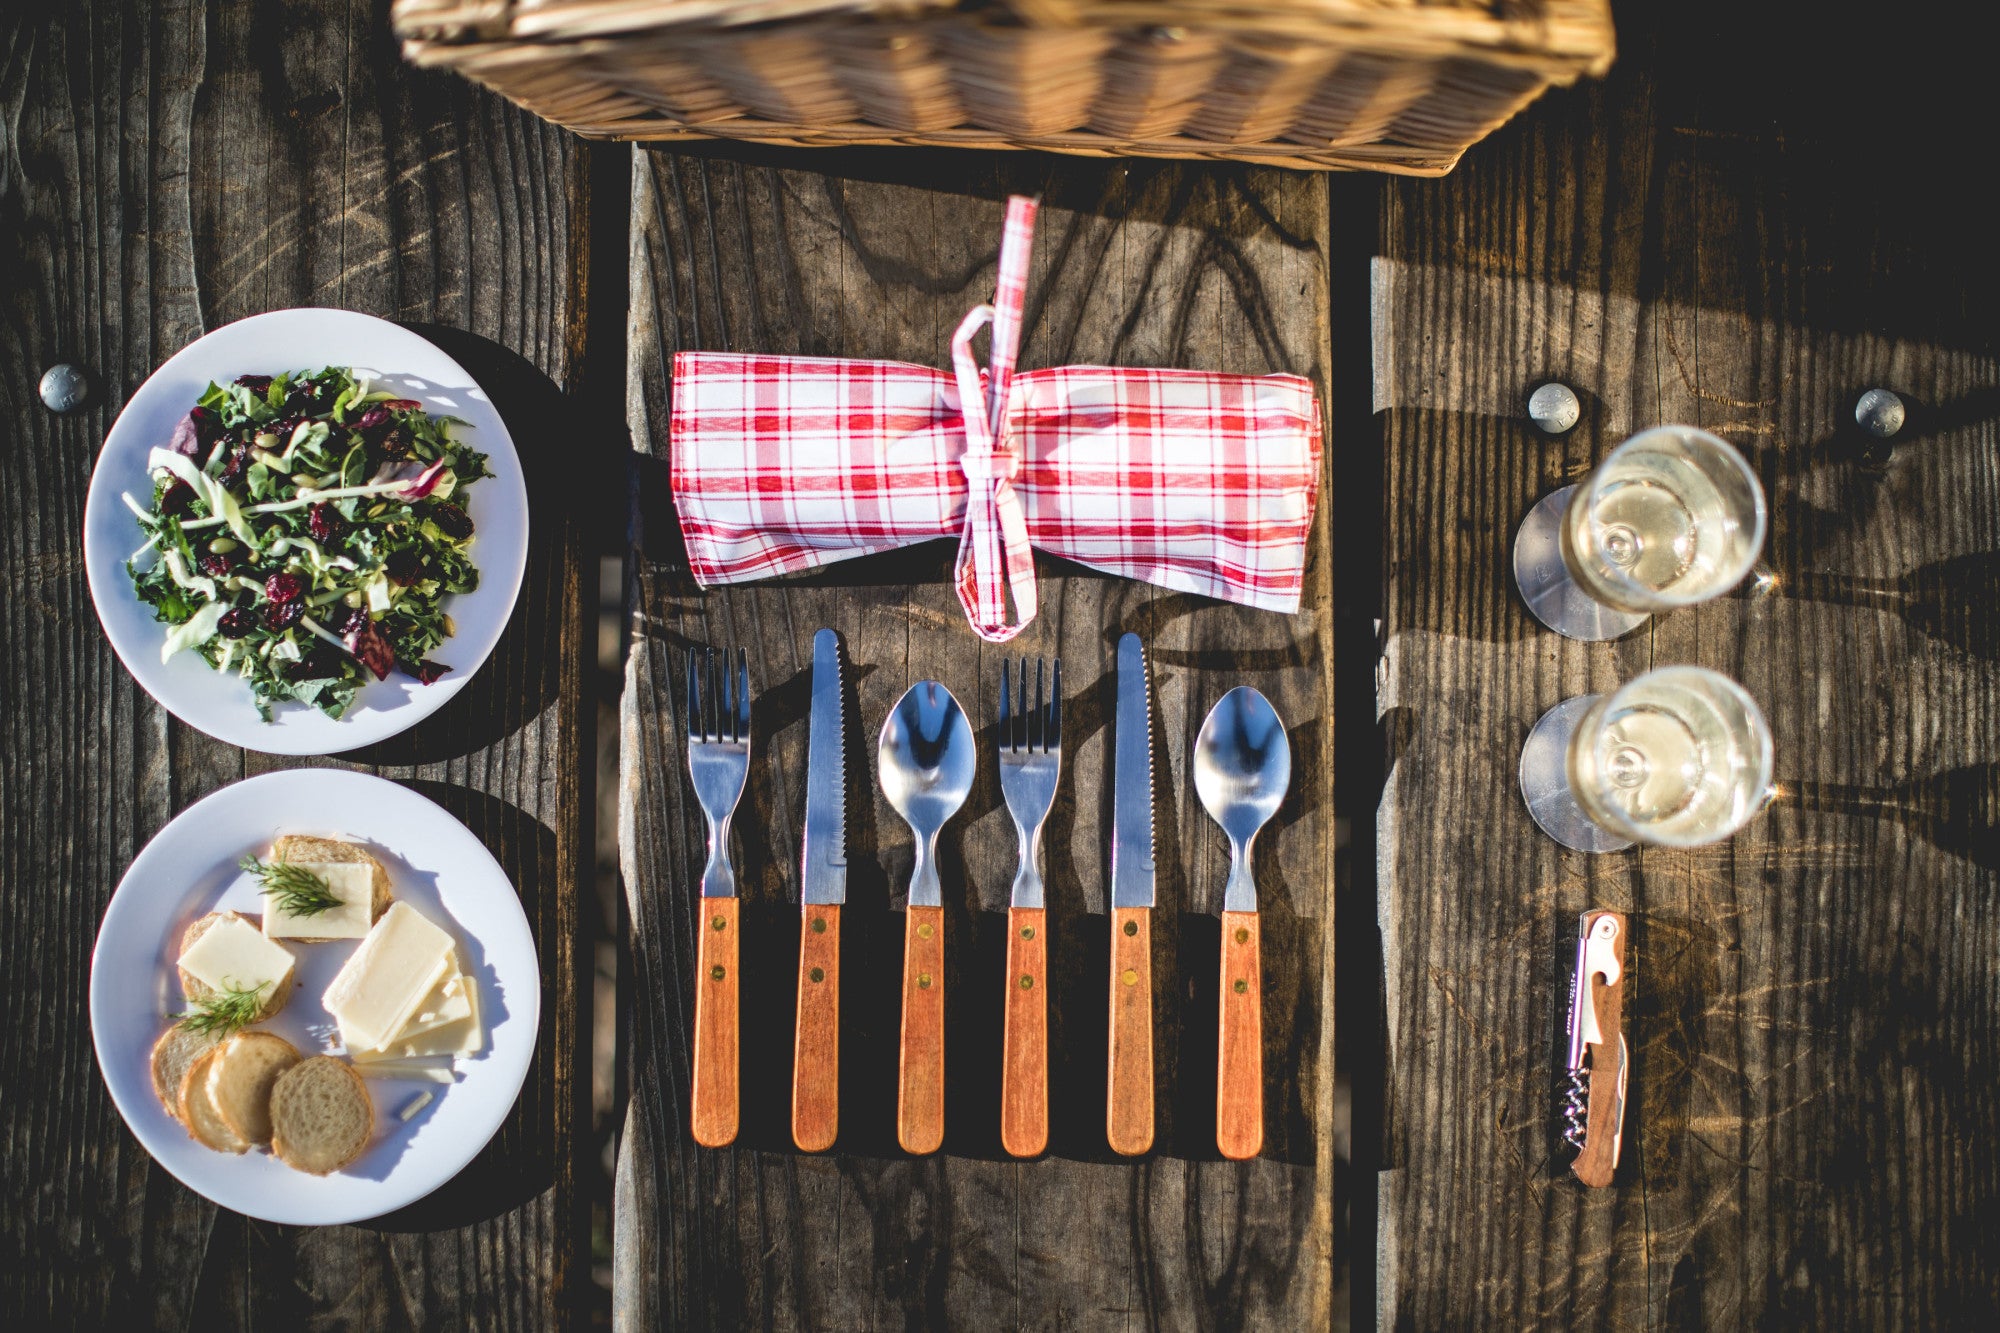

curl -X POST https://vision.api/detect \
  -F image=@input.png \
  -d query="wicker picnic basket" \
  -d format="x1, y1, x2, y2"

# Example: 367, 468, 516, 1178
392, 0, 1613, 175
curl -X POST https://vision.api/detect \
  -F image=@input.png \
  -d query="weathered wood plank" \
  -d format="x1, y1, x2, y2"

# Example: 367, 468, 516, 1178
1375, 13, 2000, 1328
0, 2, 589, 1326
618, 152, 1336, 1329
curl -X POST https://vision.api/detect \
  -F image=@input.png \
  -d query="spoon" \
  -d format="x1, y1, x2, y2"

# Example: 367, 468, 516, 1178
1194, 686, 1291, 1161
878, 681, 975, 1155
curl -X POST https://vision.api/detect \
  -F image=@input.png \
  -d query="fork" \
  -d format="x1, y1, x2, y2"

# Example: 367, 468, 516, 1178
997, 657, 1061, 1157
686, 645, 750, 1148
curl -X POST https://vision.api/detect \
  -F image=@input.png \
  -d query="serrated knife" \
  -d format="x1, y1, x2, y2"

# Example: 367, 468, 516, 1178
792, 628, 846, 1152
1108, 632, 1156, 1155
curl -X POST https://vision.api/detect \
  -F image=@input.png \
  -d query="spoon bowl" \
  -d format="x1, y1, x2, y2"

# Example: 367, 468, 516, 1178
1195, 687, 1291, 909
878, 681, 975, 904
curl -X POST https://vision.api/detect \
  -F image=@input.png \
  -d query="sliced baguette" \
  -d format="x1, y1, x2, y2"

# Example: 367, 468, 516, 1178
177, 911, 291, 1022
270, 1057, 374, 1176
150, 1024, 222, 1122
208, 1030, 303, 1145
270, 836, 392, 939
179, 1049, 251, 1154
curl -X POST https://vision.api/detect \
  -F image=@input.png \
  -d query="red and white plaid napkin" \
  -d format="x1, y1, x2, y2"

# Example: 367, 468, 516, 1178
670, 197, 1323, 641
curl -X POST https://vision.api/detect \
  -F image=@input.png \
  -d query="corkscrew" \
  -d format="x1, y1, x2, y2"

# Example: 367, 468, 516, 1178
1562, 909, 1628, 1187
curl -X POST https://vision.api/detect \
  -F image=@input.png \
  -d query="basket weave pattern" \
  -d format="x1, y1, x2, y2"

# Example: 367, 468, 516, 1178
392, 0, 1613, 175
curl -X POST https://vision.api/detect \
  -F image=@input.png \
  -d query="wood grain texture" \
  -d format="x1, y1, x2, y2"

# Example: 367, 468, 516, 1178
617, 152, 1336, 1329
897, 904, 948, 1155
1106, 905, 1154, 1155
692, 895, 740, 1147
0, 2, 589, 1326
1000, 906, 1049, 1158
1375, 6, 2000, 1325
1570, 910, 1626, 1189
791, 903, 840, 1152
1216, 910, 1263, 1161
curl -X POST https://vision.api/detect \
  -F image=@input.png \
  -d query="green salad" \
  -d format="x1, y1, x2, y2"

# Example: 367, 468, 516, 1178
123, 368, 488, 720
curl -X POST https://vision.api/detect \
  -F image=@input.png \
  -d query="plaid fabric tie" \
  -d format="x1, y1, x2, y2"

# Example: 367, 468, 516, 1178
669, 197, 1323, 642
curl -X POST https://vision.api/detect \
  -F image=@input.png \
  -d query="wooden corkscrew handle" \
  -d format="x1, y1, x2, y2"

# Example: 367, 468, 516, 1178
898, 905, 946, 1154
691, 896, 740, 1148
1106, 907, 1154, 1155
1216, 910, 1262, 1160
791, 904, 840, 1152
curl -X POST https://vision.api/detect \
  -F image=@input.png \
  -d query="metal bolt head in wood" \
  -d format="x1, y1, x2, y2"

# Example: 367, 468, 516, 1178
1528, 382, 1581, 434
40, 363, 87, 412
1856, 388, 1905, 438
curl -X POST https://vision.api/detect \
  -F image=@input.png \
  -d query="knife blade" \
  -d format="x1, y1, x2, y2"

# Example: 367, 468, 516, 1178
1107, 631, 1156, 1155
793, 627, 846, 1151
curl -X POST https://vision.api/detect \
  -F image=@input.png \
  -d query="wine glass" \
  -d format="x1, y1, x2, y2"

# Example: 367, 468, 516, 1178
1521, 665, 1775, 853
1515, 425, 1768, 640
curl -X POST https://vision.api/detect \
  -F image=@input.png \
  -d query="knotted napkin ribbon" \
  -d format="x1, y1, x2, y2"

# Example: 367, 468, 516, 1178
669, 196, 1322, 641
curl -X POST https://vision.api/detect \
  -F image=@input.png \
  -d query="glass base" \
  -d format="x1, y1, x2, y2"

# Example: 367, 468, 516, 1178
1513, 486, 1651, 641
1520, 694, 1634, 854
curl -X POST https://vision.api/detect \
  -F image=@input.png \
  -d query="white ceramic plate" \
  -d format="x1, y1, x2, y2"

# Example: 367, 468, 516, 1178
90, 769, 541, 1226
82, 309, 530, 755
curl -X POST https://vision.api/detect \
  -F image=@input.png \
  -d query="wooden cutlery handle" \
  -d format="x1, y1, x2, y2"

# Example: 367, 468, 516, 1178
792, 904, 840, 1153
1000, 906, 1048, 1157
691, 896, 739, 1148
1217, 910, 1263, 1160
898, 905, 946, 1154
1106, 906, 1155, 1155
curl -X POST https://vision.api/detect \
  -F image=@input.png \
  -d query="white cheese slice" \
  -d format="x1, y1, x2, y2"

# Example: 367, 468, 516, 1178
354, 1062, 458, 1085
322, 902, 457, 1052
360, 976, 484, 1060
261, 861, 376, 939
178, 915, 296, 1001
396, 968, 474, 1039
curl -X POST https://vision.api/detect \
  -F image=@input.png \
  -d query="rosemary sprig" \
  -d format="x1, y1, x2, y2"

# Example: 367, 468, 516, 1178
176, 981, 267, 1036
240, 854, 343, 917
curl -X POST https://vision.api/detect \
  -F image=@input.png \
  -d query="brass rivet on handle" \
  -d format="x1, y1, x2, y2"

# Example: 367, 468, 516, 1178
712, 915, 727, 931
1021, 926, 1035, 939
918, 973, 932, 988
1122, 969, 1139, 986
711, 966, 726, 981
1234, 927, 1249, 944
811, 917, 826, 933
1020, 975, 1034, 989
809, 967, 825, 983
1123, 920, 1138, 936
1233, 978, 1248, 994
917, 922, 934, 939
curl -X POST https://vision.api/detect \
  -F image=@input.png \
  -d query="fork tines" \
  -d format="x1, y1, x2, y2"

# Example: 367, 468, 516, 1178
687, 645, 751, 745
999, 657, 1062, 754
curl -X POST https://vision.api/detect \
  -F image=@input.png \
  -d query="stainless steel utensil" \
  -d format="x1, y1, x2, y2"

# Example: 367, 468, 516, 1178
793, 628, 847, 1152
997, 657, 1061, 1157
877, 681, 974, 1155
1193, 686, 1290, 1161
1108, 632, 1156, 1155
686, 645, 751, 1148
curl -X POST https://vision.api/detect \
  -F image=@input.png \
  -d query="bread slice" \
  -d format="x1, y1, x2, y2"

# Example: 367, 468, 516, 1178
270, 1057, 374, 1175
178, 911, 291, 1022
208, 1030, 303, 1145
270, 836, 392, 939
179, 1049, 251, 1154
151, 1024, 222, 1122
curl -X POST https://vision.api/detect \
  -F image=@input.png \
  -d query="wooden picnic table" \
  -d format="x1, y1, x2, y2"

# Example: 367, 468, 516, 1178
5, 1, 1997, 1329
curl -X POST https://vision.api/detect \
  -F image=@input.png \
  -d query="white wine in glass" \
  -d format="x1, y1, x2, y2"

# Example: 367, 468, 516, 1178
1521, 666, 1774, 853
1515, 425, 1767, 640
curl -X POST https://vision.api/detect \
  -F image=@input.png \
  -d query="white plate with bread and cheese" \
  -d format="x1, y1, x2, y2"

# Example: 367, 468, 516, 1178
90, 767, 539, 1225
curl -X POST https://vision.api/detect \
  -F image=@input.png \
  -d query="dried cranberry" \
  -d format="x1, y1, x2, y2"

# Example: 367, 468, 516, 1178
430, 503, 474, 539
384, 548, 424, 585
400, 658, 452, 685
344, 619, 396, 681
217, 446, 248, 488
308, 502, 343, 544
263, 599, 303, 630
264, 572, 304, 605
234, 374, 273, 391
218, 607, 257, 639
357, 406, 391, 429
198, 552, 235, 579
287, 645, 344, 681
168, 407, 213, 458
157, 480, 197, 519
376, 426, 412, 459
383, 398, 423, 411
328, 604, 368, 634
